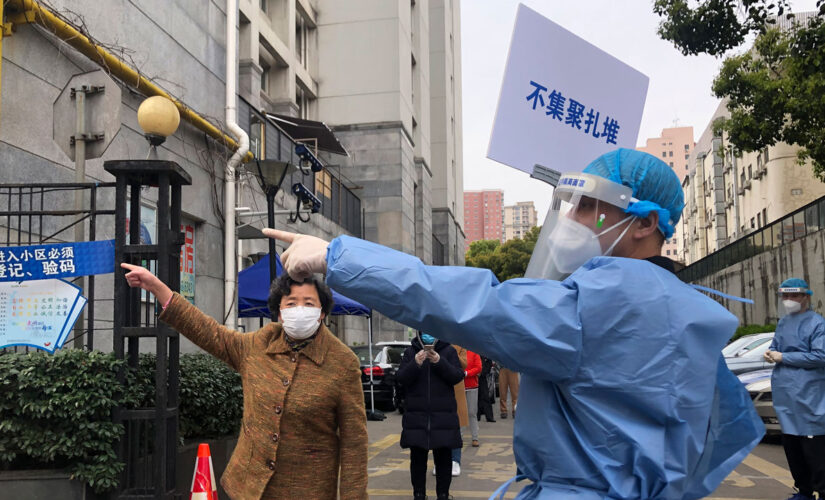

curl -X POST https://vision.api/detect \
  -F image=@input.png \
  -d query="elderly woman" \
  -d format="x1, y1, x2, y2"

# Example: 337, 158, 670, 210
120, 263, 367, 500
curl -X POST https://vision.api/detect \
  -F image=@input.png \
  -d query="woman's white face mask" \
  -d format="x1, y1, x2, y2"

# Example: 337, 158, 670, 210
280, 306, 322, 339
549, 214, 636, 274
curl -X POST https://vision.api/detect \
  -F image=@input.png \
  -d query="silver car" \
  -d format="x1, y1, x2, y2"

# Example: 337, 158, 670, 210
738, 368, 780, 435
724, 332, 775, 375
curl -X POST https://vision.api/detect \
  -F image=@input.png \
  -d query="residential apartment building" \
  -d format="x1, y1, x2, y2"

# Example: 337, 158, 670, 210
238, 0, 464, 270
1, 0, 464, 344
464, 190, 504, 248
678, 101, 825, 265
503, 201, 537, 241
637, 126, 695, 261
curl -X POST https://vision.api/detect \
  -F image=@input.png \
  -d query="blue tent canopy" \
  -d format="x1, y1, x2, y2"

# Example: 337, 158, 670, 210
237, 253, 370, 317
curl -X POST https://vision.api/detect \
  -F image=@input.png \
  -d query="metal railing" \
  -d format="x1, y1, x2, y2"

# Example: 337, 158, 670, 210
678, 195, 825, 282
0, 182, 115, 351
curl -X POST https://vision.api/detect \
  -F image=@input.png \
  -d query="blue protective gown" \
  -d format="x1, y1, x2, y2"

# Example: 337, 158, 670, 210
769, 309, 825, 436
326, 236, 764, 499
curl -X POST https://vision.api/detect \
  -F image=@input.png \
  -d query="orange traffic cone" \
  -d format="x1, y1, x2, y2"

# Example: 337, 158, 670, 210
189, 443, 218, 500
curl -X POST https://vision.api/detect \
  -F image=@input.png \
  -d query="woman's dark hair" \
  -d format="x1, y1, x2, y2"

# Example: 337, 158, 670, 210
267, 274, 334, 316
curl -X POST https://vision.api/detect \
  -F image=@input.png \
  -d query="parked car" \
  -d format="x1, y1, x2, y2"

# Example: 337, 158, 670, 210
724, 332, 775, 375
350, 341, 410, 412
737, 368, 780, 435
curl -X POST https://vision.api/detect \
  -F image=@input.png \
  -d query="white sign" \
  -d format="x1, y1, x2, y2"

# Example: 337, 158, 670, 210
488, 4, 649, 174
0, 279, 87, 353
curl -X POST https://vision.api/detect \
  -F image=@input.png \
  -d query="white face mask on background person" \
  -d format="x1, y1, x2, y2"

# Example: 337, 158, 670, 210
782, 299, 803, 314
549, 215, 637, 274
280, 306, 322, 339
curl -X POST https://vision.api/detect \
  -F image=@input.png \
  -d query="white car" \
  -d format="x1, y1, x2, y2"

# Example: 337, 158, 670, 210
738, 369, 780, 435
724, 332, 775, 375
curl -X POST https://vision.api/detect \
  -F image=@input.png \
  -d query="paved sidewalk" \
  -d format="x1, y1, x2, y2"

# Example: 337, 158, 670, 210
366, 412, 792, 499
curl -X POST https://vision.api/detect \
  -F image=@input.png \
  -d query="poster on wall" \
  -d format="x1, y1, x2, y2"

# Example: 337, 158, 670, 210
179, 224, 195, 304
0, 279, 87, 353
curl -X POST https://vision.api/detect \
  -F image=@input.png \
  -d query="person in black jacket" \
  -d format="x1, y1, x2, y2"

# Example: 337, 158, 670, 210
397, 333, 465, 500
477, 356, 496, 422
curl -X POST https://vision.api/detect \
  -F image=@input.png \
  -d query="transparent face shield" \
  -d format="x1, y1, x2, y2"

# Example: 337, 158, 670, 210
525, 173, 635, 280
777, 287, 810, 317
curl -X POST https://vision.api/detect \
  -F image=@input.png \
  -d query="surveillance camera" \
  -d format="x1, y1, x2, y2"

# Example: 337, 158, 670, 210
295, 144, 324, 172
292, 182, 322, 213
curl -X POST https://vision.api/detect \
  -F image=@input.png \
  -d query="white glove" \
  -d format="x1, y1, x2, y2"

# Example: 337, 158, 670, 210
262, 228, 330, 280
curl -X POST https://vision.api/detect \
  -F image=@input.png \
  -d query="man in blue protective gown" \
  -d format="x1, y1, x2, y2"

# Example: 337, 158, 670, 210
764, 278, 825, 500
264, 148, 764, 499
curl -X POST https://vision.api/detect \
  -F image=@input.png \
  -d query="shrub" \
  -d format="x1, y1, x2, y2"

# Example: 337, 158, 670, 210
0, 350, 243, 493
0, 349, 138, 492
729, 323, 777, 343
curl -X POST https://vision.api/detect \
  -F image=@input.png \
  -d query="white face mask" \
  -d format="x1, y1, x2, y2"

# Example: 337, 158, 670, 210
549, 215, 636, 273
280, 306, 322, 339
782, 299, 802, 314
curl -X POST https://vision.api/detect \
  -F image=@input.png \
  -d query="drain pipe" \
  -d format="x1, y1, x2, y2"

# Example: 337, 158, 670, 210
224, 0, 248, 328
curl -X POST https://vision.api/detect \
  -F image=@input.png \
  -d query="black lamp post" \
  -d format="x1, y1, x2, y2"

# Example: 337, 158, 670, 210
253, 160, 294, 286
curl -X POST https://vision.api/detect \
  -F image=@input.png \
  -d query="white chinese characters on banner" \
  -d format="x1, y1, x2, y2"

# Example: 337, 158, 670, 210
0, 246, 75, 280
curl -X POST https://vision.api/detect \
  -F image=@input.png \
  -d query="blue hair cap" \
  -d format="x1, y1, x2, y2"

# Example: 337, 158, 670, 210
583, 148, 685, 239
780, 278, 813, 295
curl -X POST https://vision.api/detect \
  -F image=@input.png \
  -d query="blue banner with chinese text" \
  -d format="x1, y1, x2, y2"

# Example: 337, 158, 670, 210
0, 240, 115, 281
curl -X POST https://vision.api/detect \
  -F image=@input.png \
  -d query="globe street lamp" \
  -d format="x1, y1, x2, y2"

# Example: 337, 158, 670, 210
137, 96, 181, 156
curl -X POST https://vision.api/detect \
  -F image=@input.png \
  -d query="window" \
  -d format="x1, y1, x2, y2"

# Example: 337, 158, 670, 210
669, 162, 674, 168
666, 250, 671, 256
763, 148, 769, 163
751, 217, 755, 229
260, 60, 270, 92
296, 12, 309, 68
685, 154, 689, 160
792, 188, 803, 195
757, 212, 762, 228
260, 0, 267, 11
296, 85, 310, 119
748, 165, 752, 179
662, 152, 667, 158
249, 118, 264, 159
684, 144, 689, 151
669, 151, 673, 157
762, 208, 767, 225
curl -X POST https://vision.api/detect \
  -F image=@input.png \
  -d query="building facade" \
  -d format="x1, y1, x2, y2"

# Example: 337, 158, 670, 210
637, 126, 695, 261
1, 0, 464, 345
463, 190, 504, 248
237, 0, 465, 340
503, 201, 537, 241
678, 101, 825, 265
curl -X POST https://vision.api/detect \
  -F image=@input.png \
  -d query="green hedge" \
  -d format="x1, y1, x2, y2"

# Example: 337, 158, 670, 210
0, 349, 243, 493
135, 353, 243, 439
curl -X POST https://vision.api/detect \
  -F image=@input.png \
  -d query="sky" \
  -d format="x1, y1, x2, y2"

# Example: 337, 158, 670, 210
460, 0, 819, 217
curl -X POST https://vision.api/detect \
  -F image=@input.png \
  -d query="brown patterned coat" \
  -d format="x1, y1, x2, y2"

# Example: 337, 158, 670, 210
159, 293, 368, 500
